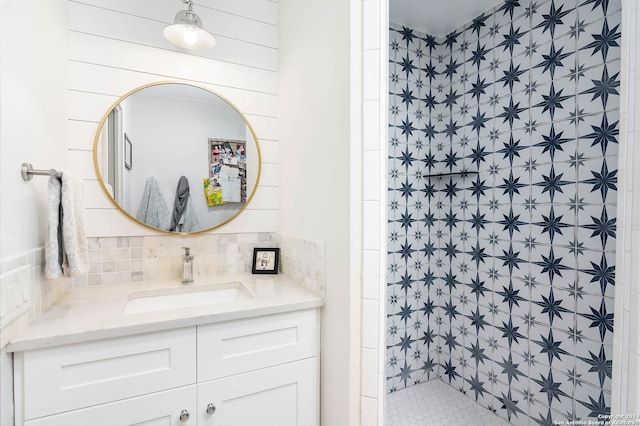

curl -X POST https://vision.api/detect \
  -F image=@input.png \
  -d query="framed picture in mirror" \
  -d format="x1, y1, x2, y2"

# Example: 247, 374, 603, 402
252, 248, 279, 274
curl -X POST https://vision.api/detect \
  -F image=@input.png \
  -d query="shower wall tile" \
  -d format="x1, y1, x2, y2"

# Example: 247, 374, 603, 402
387, 0, 620, 423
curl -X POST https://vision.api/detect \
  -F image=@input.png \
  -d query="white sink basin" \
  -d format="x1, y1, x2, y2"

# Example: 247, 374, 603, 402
122, 281, 253, 315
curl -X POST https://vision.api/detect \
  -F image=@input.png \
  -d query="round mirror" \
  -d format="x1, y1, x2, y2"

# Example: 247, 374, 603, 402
93, 82, 261, 234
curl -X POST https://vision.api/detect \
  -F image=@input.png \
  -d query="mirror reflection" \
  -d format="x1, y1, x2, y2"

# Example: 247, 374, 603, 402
93, 82, 261, 233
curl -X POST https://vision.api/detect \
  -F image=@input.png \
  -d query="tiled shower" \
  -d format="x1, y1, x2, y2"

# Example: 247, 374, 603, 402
386, 0, 620, 423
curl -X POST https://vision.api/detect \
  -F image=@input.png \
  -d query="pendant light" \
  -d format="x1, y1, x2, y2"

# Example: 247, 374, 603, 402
163, 0, 216, 50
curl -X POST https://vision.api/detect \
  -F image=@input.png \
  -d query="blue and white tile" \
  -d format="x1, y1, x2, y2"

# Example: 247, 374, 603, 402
577, 158, 617, 204
575, 301, 614, 347
573, 385, 611, 421
576, 203, 616, 252
573, 341, 613, 390
386, 0, 619, 421
582, 64, 621, 112
577, 111, 620, 159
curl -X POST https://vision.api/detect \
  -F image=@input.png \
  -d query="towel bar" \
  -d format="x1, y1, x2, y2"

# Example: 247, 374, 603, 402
21, 163, 62, 181
422, 171, 479, 178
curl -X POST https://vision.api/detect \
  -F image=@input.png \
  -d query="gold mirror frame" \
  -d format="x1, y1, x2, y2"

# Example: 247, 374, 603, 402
93, 81, 262, 234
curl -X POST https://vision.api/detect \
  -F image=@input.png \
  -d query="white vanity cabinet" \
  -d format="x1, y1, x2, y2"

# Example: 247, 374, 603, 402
196, 309, 318, 425
13, 309, 319, 426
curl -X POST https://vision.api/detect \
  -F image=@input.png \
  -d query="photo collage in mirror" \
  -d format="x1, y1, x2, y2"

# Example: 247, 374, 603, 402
204, 138, 247, 206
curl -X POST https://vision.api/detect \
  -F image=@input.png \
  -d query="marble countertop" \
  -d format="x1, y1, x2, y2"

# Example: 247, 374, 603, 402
6, 273, 324, 353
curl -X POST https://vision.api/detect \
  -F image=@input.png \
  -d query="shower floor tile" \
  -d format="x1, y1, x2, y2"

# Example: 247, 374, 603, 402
385, 380, 512, 426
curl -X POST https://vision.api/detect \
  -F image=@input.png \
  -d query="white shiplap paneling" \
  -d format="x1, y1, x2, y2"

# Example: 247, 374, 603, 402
84, 207, 277, 236
68, 0, 279, 236
68, 120, 100, 151
68, 91, 119, 124
83, 180, 114, 209
68, 61, 278, 116
68, 33, 277, 93
72, 0, 277, 34
69, 2, 277, 70
67, 89, 278, 141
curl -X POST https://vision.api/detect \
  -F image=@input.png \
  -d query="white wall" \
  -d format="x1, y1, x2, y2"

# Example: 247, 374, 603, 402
278, 0, 359, 424
0, 0, 68, 257
360, 0, 388, 424
66, 0, 278, 237
0, 2, 69, 424
613, 0, 640, 414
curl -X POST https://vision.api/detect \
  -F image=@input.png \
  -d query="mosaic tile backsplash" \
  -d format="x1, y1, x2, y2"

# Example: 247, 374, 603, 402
79, 232, 325, 296
1, 231, 324, 347
387, 0, 620, 423
82, 233, 277, 285
277, 233, 325, 297
0, 248, 73, 346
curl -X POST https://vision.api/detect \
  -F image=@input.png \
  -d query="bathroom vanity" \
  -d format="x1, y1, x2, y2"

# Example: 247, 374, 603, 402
7, 275, 323, 426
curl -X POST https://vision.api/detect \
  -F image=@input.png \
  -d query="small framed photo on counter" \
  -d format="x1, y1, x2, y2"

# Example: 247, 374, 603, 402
252, 248, 280, 274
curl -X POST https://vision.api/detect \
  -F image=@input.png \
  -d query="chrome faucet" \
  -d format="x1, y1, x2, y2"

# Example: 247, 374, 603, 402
181, 247, 194, 284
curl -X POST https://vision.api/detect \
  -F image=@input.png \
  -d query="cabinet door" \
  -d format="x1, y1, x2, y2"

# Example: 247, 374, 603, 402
24, 385, 197, 426
197, 358, 318, 426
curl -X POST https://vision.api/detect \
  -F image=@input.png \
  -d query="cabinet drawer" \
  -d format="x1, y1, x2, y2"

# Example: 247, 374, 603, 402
197, 310, 317, 381
18, 327, 196, 420
25, 385, 197, 426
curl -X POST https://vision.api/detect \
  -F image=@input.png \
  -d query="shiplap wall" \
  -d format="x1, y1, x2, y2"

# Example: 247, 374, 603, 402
67, 0, 279, 236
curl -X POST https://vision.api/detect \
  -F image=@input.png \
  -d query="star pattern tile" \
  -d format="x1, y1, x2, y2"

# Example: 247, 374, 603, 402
387, 0, 620, 423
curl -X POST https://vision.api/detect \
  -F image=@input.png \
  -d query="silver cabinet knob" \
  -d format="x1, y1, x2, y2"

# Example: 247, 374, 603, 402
206, 403, 216, 415
179, 409, 190, 422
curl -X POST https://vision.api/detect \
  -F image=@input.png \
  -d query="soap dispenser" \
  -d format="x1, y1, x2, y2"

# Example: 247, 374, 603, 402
181, 247, 194, 284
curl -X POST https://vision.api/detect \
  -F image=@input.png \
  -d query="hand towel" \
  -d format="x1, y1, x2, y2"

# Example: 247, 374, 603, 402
45, 171, 89, 279
170, 176, 190, 232
177, 195, 200, 232
170, 176, 200, 232
45, 177, 64, 279
136, 177, 170, 230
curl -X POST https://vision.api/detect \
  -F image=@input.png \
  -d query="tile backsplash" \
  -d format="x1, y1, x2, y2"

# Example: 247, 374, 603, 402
79, 232, 325, 296
277, 233, 325, 297
82, 232, 278, 285
0, 248, 73, 346
0, 232, 325, 346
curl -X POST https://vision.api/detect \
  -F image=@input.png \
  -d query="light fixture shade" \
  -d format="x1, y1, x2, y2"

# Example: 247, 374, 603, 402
163, 4, 216, 50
